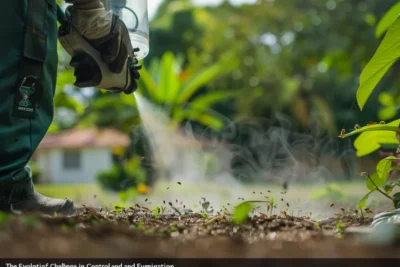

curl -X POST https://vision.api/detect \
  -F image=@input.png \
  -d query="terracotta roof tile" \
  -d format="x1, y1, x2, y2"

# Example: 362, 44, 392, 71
38, 128, 130, 149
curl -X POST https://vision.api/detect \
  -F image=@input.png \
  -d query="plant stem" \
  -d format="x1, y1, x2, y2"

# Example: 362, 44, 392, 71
204, 213, 225, 226
366, 174, 394, 201
342, 126, 400, 138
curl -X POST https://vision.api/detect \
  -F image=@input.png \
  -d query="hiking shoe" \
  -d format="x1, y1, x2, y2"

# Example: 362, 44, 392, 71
0, 179, 75, 216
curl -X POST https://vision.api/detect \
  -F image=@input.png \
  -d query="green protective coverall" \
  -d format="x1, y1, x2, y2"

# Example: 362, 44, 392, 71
0, 0, 58, 185
0, 0, 138, 216
0, 0, 103, 215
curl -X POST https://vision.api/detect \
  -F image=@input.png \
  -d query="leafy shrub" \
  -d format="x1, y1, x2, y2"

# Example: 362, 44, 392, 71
96, 156, 146, 192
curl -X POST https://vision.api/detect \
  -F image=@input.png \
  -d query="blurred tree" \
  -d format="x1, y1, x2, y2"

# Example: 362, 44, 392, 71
148, 0, 400, 138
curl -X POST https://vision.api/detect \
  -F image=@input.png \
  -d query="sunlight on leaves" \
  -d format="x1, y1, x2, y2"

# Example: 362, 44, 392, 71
356, 17, 400, 110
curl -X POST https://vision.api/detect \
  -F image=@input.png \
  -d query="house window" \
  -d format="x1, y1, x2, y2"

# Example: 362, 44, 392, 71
63, 150, 81, 169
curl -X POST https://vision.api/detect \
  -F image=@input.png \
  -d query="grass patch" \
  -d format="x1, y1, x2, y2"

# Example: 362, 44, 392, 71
35, 184, 115, 206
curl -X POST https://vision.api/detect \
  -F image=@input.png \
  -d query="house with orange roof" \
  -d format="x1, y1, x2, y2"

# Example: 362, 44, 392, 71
32, 128, 130, 184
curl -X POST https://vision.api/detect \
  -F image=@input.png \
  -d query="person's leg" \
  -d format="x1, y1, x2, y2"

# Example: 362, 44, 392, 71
0, 0, 74, 215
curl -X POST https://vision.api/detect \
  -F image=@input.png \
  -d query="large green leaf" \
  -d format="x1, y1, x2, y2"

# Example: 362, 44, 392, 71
354, 130, 398, 156
376, 2, 400, 38
345, 119, 400, 156
354, 120, 400, 157
356, 17, 400, 110
366, 172, 382, 191
158, 52, 180, 104
357, 191, 374, 210
232, 202, 252, 224
376, 156, 396, 182
189, 90, 241, 110
137, 67, 158, 101
185, 110, 224, 130
177, 63, 225, 104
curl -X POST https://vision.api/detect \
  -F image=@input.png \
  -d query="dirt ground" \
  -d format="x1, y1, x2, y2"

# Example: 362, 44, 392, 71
0, 206, 399, 259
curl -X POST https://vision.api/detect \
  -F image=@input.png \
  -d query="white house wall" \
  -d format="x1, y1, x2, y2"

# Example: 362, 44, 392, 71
48, 148, 113, 184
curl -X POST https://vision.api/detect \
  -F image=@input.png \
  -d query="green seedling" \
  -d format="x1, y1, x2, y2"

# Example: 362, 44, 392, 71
231, 200, 269, 224
360, 171, 400, 208
335, 221, 345, 239
169, 226, 178, 232
136, 221, 144, 230
114, 204, 124, 214
152, 206, 161, 219
269, 198, 275, 217
232, 202, 252, 224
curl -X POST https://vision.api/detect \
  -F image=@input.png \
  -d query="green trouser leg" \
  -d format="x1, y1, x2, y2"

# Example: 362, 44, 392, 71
0, 0, 58, 184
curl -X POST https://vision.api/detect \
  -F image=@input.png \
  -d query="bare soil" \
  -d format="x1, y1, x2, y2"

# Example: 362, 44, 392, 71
0, 206, 399, 258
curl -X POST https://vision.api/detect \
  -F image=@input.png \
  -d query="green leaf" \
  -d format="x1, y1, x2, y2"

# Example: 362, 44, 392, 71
376, 2, 400, 38
136, 221, 144, 230
377, 156, 396, 181
189, 90, 241, 110
366, 172, 385, 191
158, 52, 180, 104
269, 198, 275, 206
175, 108, 225, 130
356, 17, 400, 110
357, 191, 373, 210
336, 221, 344, 234
341, 121, 400, 139
232, 202, 252, 224
177, 63, 225, 104
152, 206, 160, 219
137, 67, 158, 101
343, 119, 400, 157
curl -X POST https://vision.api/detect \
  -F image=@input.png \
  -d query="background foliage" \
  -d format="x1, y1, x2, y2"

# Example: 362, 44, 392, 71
52, 0, 400, 190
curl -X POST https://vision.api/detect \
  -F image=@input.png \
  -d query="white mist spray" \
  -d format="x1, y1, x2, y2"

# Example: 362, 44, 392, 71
133, 92, 358, 219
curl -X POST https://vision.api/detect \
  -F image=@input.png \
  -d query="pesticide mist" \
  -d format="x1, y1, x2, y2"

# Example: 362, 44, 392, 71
133, 93, 358, 219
